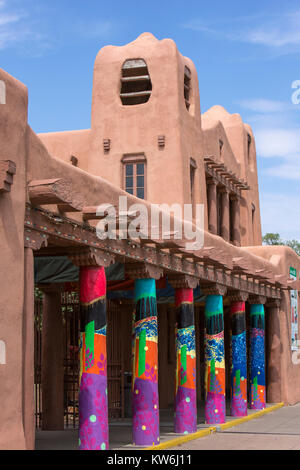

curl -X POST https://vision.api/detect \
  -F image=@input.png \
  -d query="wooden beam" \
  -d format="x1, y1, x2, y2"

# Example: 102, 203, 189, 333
28, 178, 85, 212
28, 178, 72, 206
0, 160, 16, 193
25, 205, 281, 300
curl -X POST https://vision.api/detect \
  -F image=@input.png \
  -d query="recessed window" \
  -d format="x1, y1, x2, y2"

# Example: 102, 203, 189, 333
190, 158, 197, 208
122, 154, 146, 199
219, 140, 223, 156
247, 134, 252, 161
229, 197, 234, 243
184, 66, 191, 111
120, 59, 152, 106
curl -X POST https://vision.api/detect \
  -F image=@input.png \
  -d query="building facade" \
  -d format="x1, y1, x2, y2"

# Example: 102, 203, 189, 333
0, 33, 299, 450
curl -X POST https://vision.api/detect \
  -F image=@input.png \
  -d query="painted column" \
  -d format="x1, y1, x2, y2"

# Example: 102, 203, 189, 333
230, 301, 247, 416
174, 288, 197, 434
204, 293, 226, 424
132, 278, 159, 446
250, 304, 266, 410
78, 266, 108, 450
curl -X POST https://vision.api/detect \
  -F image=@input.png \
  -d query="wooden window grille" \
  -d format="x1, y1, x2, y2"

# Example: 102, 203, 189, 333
184, 66, 191, 111
120, 59, 152, 105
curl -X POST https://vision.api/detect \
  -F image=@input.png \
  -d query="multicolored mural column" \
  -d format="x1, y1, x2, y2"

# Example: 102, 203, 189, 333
132, 278, 160, 446
230, 301, 247, 417
204, 294, 226, 424
78, 266, 108, 450
250, 304, 266, 410
174, 288, 197, 434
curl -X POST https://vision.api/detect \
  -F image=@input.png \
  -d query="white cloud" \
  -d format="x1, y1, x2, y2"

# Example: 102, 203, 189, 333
255, 128, 300, 158
0, 1, 29, 49
237, 99, 290, 113
182, 9, 300, 52
260, 191, 300, 240
264, 155, 300, 180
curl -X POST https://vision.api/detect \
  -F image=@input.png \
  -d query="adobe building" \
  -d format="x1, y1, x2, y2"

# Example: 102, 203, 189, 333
0, 33, 299, 450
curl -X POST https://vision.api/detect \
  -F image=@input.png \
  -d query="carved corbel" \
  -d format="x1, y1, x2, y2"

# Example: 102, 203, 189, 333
248, 294, 267, 305
265, 298, 281, 308
168, 274, 199, 290
69, 248, 115, 268
0, 160, 16, 193
227, 290, 249, 303
125, 262, 163, 280
201, 283, 227, 297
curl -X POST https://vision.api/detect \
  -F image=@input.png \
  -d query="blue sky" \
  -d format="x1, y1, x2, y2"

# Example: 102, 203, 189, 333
1, 0, 300, 241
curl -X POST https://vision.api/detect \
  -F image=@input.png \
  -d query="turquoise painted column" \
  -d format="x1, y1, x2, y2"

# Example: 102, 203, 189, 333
204, 291, 226, 424
250, 303, 266, 410
132, 278, 160, 446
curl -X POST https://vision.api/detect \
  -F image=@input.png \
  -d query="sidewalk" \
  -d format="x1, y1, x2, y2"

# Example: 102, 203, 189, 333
170, 403, 300, 450
35, 403, 299, 450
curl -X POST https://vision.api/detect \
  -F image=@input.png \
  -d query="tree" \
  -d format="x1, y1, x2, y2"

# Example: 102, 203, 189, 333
262, 233, 300, 256
285, 239, 300, 256
262, 233, 282, 245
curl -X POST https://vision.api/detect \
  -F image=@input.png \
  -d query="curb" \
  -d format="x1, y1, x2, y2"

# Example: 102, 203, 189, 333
144, 402, 284, 450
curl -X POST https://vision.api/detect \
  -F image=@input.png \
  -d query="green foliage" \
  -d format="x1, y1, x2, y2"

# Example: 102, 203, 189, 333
262, 233, 282, 245
263, 233, 300, 256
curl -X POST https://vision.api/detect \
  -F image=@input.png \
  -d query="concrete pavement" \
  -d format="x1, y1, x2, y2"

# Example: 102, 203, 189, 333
170, 403, 300, 450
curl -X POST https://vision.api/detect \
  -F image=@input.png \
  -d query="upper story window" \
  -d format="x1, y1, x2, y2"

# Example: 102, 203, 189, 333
247, 134, 252, 160
219, 139, 223, 156
184, 66, 191, 111
120, 59, 152, 106
190, 158, 197, 207
122, 154, 146, 199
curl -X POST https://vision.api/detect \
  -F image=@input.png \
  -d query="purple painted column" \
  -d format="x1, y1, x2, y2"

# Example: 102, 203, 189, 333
174, 288, 197, 434
230, 300, 247, 417
78, 266, 108, 450
132, 278, 160, 446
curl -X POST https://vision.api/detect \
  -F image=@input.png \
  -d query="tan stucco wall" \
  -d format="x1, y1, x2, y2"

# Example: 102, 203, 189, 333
0, 69, 28, 449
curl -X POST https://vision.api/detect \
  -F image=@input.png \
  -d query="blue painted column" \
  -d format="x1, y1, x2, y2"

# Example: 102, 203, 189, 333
250, 303, 266, 410
204, 293, 226, 424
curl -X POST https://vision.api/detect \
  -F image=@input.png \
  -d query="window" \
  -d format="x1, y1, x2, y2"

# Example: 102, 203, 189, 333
190, 158, 197, 209
247, 134, 252, 161
120, 59, 152, 106
251, 202, 255, 239
122, 155, 146, 199
219, 139, 223, 156
184, 66, 191, 111
217, 188, 222, 236
229, 197, 234, 243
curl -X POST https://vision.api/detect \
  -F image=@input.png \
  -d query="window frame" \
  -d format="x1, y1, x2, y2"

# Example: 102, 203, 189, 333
122, 154, 147, 199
